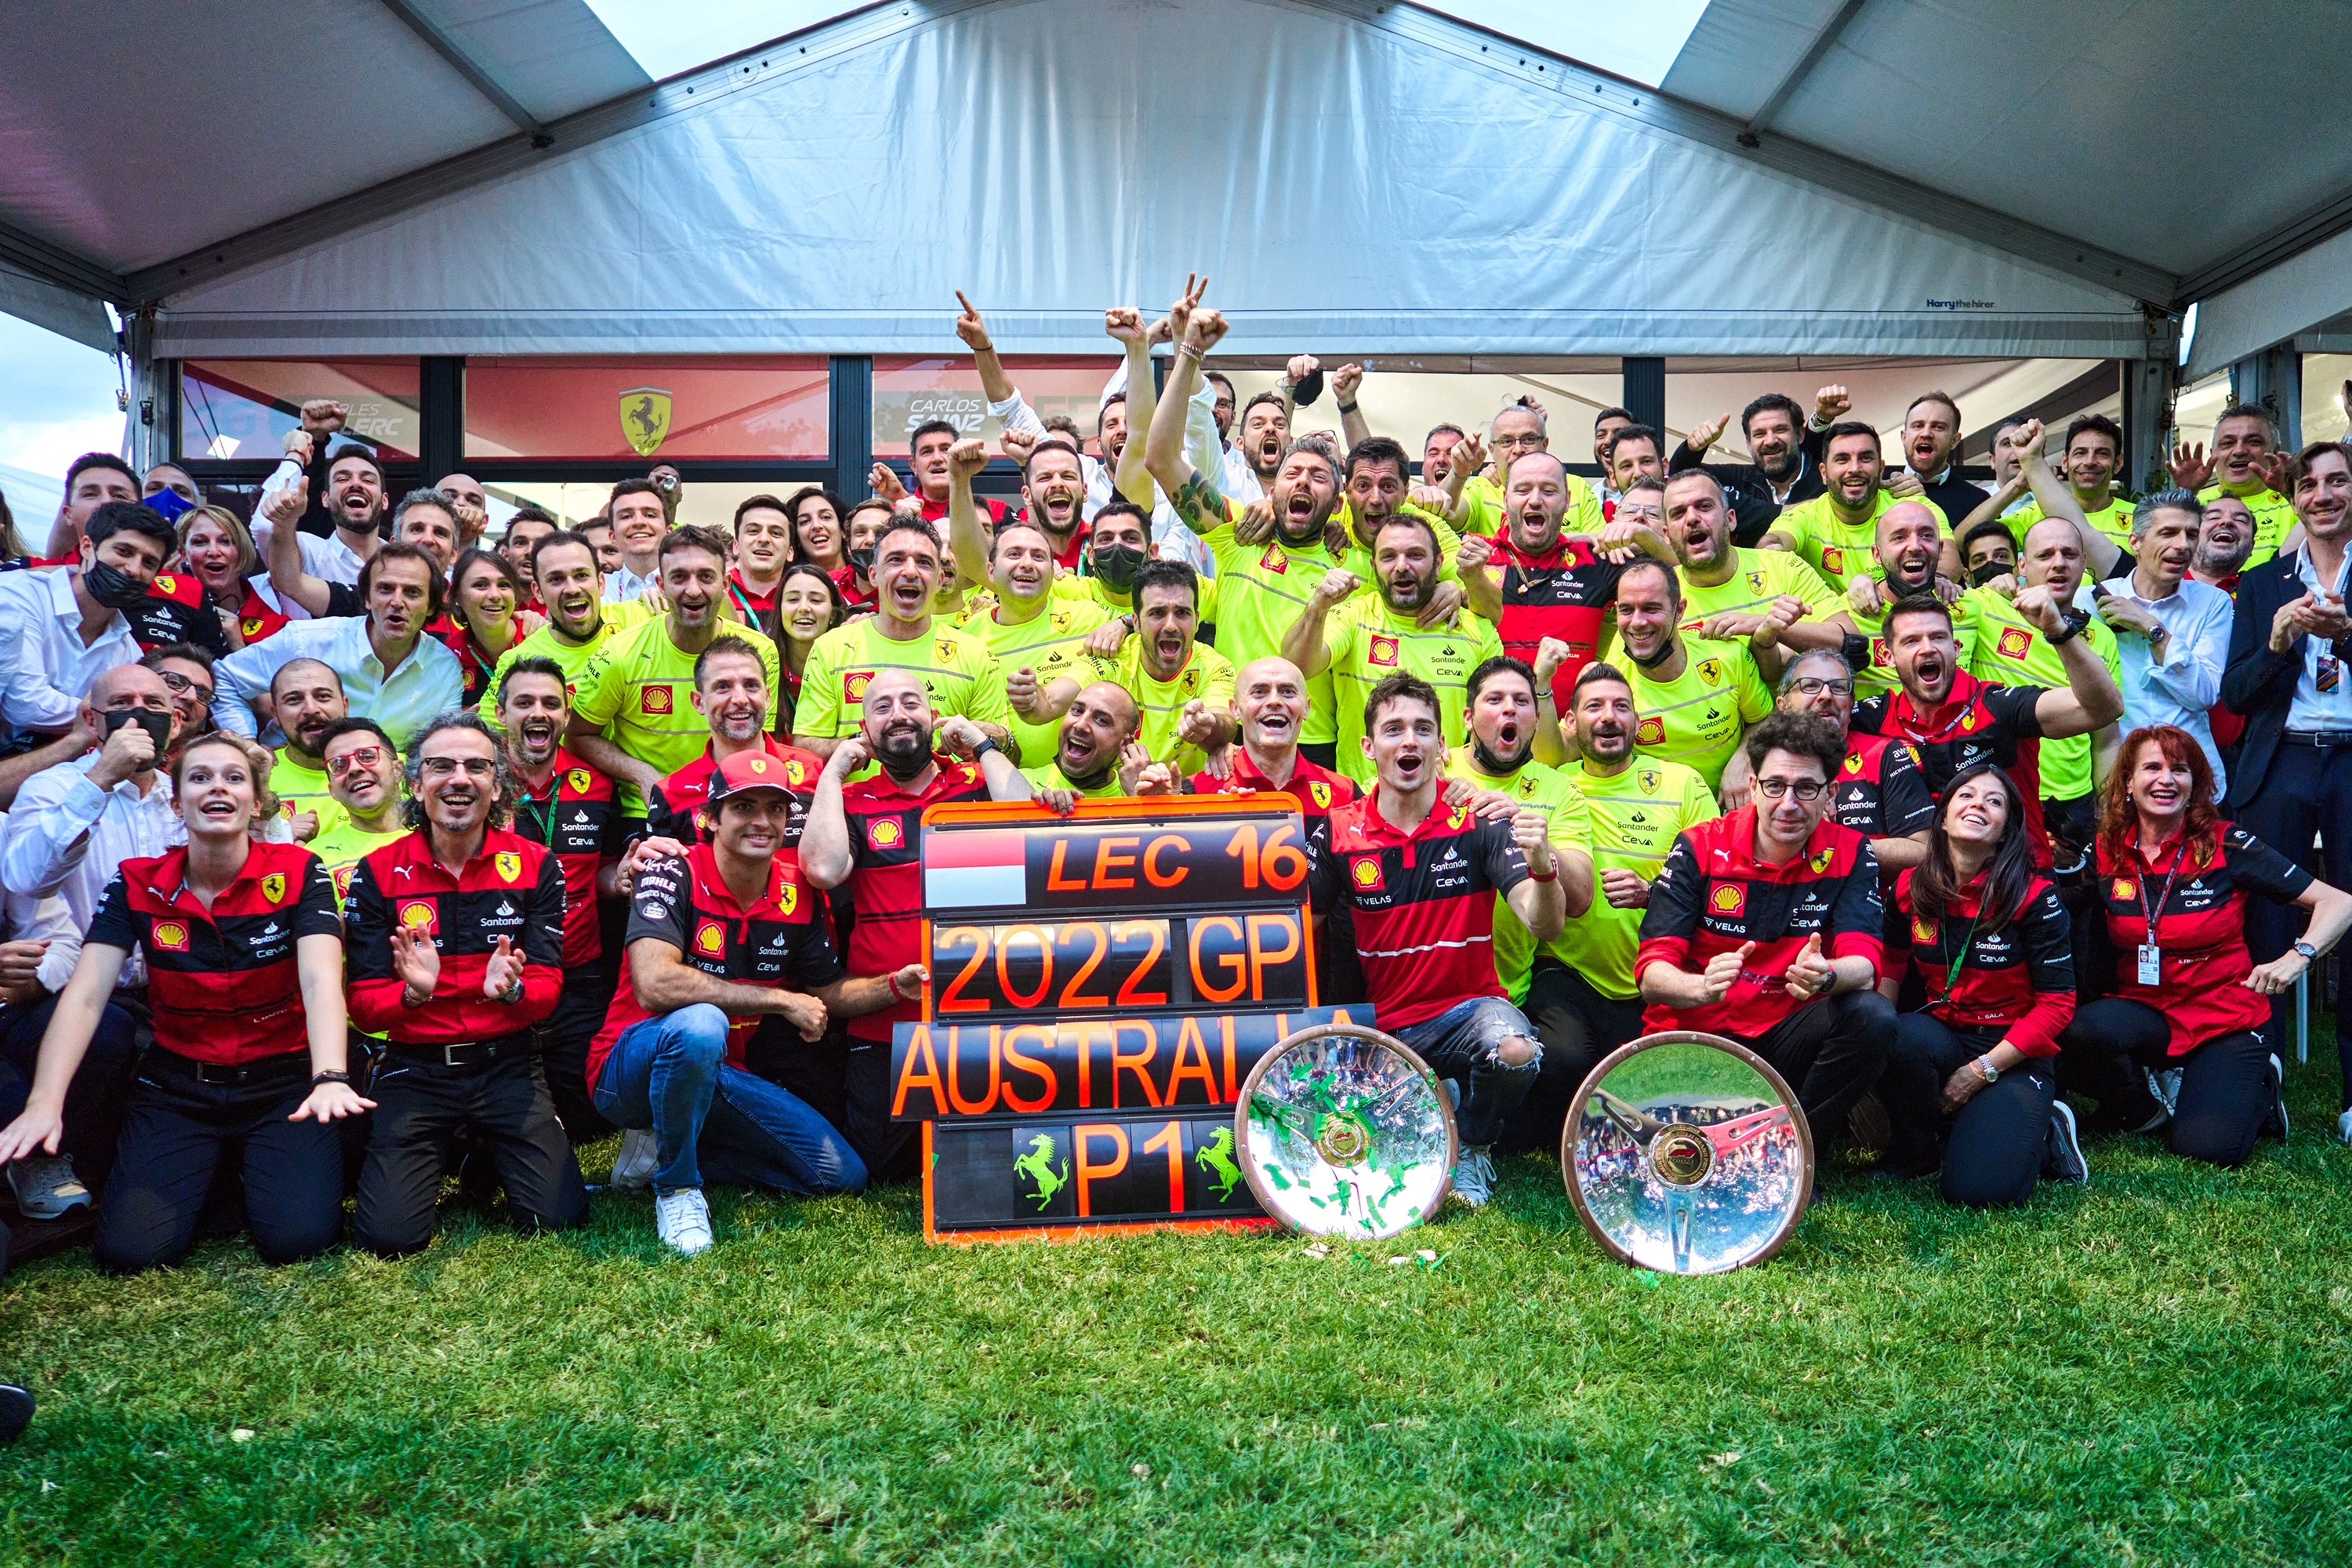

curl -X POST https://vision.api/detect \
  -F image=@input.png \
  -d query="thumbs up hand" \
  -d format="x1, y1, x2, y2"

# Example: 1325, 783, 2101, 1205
1700, 940, 1756, 1004
1783, 931, 1835, 1000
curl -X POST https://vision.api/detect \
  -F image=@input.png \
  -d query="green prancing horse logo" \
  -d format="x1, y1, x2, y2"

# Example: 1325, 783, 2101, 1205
1195, 1126, 1243, 1200
1012, 1134, 1069, 1210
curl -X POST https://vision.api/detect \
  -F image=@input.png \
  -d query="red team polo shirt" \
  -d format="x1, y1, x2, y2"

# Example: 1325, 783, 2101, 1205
838, 760, 993, 1044
1636, 808, 1886, 1038
589, 843, 842, 1085
1852, 671, 2052, 867
1484, 534, 1625, 706
1317, 793, 1532, 1029
507, 747, 623, 971
2095, 822, 2310, 1056
645, 735, 823, 853
344, 828, 567, 1044
1886, 869, 2075, 1056
87, 842, 341, 1065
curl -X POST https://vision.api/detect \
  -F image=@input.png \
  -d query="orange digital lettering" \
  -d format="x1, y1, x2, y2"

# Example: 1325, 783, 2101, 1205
889, 1025, 946, 1118
1111, 1022, 1163, 1109
944, 1026, 1002, 1116
1091, 835, 1140, 890
1166, 1020, 1219, 1105
1246, 912, 1302, 1000
1143, 834, 1190, 889
1141, 1121, 1185, 1214
1190, 915, 1247, 1004
1073, 1124, 1131, 1218
996, 925, 1054, 1009
999, 1025, 1059, 1113
1045, 839, 1087, 893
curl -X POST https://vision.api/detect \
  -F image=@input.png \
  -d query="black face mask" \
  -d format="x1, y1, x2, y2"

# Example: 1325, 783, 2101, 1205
1472, 738, 1530, 777
1969, 559, 2013, 586
83, 560, 152, 611
848, 544, 876, 577
102, 706, 171, 757
1093, 546, 1146, 593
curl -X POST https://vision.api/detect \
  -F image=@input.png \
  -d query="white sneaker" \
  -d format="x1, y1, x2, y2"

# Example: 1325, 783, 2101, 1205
654, 1187, 713, 1256
2045, 1100, 2090, 1185
6, 1156, 90, 1220
610, 1128, 659, 1192
2337, 1107, 2352, 1145
1450, 1145, 1497, 1207
2264, 1054, 2289, 1141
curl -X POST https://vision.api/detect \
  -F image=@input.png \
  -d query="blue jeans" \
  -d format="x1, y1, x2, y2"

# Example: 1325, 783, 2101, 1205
594, 1005, 866, 1197
1392, 996, 1542, 1148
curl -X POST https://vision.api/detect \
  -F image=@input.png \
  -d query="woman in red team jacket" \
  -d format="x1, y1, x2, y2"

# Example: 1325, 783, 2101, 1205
2057, 726, 2352, 1167
1879, 764, 2081, 1206
0, 734, 372, 1271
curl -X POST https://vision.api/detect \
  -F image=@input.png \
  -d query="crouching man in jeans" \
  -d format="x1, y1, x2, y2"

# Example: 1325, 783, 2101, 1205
590, 750, 922, 1256
1315, 673, 1566, 1207
1636, 710, 1893, 1144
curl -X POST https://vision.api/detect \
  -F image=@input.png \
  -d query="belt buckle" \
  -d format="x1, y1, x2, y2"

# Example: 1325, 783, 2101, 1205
195, 1061, 248, 1085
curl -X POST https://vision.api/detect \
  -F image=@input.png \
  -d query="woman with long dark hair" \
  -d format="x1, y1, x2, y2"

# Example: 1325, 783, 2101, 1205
1879, 764, 2081, 1205
770, 562, 843, 734
2056, 725, 2352, 1167
783, 486, 848, 575
439, 546, 528, 705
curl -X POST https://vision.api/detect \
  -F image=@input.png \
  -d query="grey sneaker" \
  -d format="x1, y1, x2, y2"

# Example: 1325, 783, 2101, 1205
2045, 1100, 2090, 1185
6, 1156, 90, 1220
1450, 1145, 1497, 1207
610, 1128, 659, 1192
2263, 1054, 2289, 1141
654, 1187, 713, 1256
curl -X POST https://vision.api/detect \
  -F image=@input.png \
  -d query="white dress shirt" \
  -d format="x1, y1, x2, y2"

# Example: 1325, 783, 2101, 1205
0, 753, 184, 992
2093, 570, 2234, 796
993, 374, 1218, 577
211, 615, 463, 753
604, 564, 661, 604
2284, 546, 2352, 734
0, 568, 141, 733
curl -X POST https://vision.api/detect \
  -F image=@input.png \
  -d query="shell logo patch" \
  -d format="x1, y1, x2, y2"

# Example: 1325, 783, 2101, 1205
151, 919, 191, 953
568, 768, 592, 794
1809, 848, 1836, 873
1871, 637, 1889, 668
1306, 780, 1332, 808
1260, 547, 1289, 574
1369, 636, 1401, 668
333, 867, 356, 900
694, 919, 728, 956
845, 670, 876, 702
641, 684, 673, 715
1821, 546, 1846, 576
1998, 626, 2033, 659
1912, 915, 1937, 944
868, 818, 906, 850
495, 851, 522, 884
1635, 715, 1666, 746
397, 900, 437, 935
1350, 855, 1385, 891
1697, 659, 1724, 687
1708, 884, 1747, 917
779, 882, 800, 916
260, 872, 287, 905
2111, 878, 2139, 902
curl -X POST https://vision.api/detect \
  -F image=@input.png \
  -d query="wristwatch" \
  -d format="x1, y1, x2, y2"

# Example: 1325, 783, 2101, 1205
1974, 1055, 2001, 1084
971, 736, 1001, 761
2294, 939, 2320, 961
2048, 609, 2090, 647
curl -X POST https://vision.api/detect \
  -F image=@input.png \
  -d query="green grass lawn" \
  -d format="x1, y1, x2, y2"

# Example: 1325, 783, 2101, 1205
5, 1057, 2352, 1567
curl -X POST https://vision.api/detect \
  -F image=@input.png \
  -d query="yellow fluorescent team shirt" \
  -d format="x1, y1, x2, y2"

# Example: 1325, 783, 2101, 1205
1457, 472, 1602, 540
1551, 757, 1720, 1000
1675, 546, 1846, 633
2005, 493, 2136, 554
956, 595, 1110, 771
1202, 499, 1347, 747
1625, 636, 1773, 789
310, 818, 409, 913
1312, 505, 1463, 748
2198, 483, 2296, 568
269, 750, 345, 841
1770, 490, 1949, 592
1848, 590, 1985, 701
572, 615, 783, 815
1963, 586, 2121, 801
476, 598, 657, 730
1319, 597, 1504, 787
1441, 753, 1592, 1003
1033, 639, 1238, 779
1019, 761, 1129, 800
793, 616, 1014, 746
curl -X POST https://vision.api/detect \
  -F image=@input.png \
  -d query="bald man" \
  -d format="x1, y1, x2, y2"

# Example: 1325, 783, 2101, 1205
436, 473, 490, 550
267, 658, 350, 843
1022, 681, 1175, 806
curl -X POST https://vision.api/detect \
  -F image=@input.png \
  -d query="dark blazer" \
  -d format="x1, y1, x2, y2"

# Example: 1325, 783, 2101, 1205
2220, 551, 2311, 809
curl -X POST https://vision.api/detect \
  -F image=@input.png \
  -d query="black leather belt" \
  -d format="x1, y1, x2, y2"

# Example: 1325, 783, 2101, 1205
2282, 730, 2352, 748
154, 1050, 306, 1086
389, 1033, 532, 1068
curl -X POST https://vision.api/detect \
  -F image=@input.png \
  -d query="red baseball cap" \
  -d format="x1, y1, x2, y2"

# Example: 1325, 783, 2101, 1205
705, 750, 795, 810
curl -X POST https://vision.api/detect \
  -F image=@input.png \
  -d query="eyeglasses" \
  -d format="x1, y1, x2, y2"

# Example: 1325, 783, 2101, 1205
327, 746, 387, 776
1490, 433, 1548, 451
1789, 677, 1856, 698
157, 670, 215, 702
419, 756, 496, 779
1755, 777, 1828, 801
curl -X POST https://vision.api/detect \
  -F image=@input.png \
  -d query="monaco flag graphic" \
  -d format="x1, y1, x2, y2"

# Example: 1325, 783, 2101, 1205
921, 829, 1027, 909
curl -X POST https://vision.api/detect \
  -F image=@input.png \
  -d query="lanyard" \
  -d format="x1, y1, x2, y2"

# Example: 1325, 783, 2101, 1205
2133, 834, 2192, 951
517, 782, 559, 847
1939, 906, 1985, 993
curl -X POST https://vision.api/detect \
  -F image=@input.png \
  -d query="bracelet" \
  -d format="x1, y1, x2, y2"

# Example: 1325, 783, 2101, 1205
1177, 344, 1204, 362
1336, 401, 1359, 415
311, 1069, 351, 1087
1527, 867, 1557, 883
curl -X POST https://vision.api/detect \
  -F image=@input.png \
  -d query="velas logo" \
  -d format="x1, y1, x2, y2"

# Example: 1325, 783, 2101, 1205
1369, 636, 1400, 667
845, 670, 876, 702
151, 919, 191, 953
694, 919, 727, 956
1912, 915, 1936, 944
869, 818, 905, 850
1708, 884, 1747, 917
495, 851, 522, 883
1998, 626, 2033, 658
397, 899, 437, 935
1349, 855, 1385, 891
1635, 716, 1665, 746
568, 768, 592, 794
2111, 877, 2139, 902
1306, 780, 1332, 808
641, 685, 673, 716
1260, 547, 1288, 573
260, 872, 287, 904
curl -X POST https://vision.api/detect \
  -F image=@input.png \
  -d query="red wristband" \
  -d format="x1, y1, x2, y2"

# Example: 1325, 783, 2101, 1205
1527, 868, 1557, 883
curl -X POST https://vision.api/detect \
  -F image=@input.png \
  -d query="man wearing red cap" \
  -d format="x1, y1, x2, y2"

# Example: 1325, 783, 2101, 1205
589, 750, 922, 1257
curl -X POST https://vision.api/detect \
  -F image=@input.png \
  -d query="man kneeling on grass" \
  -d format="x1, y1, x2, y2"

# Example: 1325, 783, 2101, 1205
586, 750, 922, 1256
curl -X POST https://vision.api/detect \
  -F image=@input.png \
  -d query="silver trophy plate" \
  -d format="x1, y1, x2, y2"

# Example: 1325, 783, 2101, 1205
1563, 1031, 1814, 1275
1236, 1022, 1458, 1240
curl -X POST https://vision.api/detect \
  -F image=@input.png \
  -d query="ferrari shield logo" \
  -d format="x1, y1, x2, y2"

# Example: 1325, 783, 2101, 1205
1306, 780, 1332, 808
1809, 847, 1836, 873
495, 851, 523, 884
1844, 750, 1864, 775
568, 768, 591, 794
1697, 659, 1723, 687
785, 757, 808, 786
154, 574, 176, 594
260, 872, 287, 905
1747, 571, 1766, 593
779, 882, 800, 916
620, 387, 673, 457
241, 617, 266, 637
1639, 769, 1661, 793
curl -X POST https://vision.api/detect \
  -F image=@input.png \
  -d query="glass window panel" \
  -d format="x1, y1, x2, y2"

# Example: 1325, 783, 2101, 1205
464, 357, 829, 460
485, 479, 825, 535
180, 359, 421, 462
2303, 354, 2350, 445
872, 357, 1122, 458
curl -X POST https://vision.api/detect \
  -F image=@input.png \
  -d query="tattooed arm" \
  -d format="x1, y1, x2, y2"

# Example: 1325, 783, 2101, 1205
1149, 300, 1233, 536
